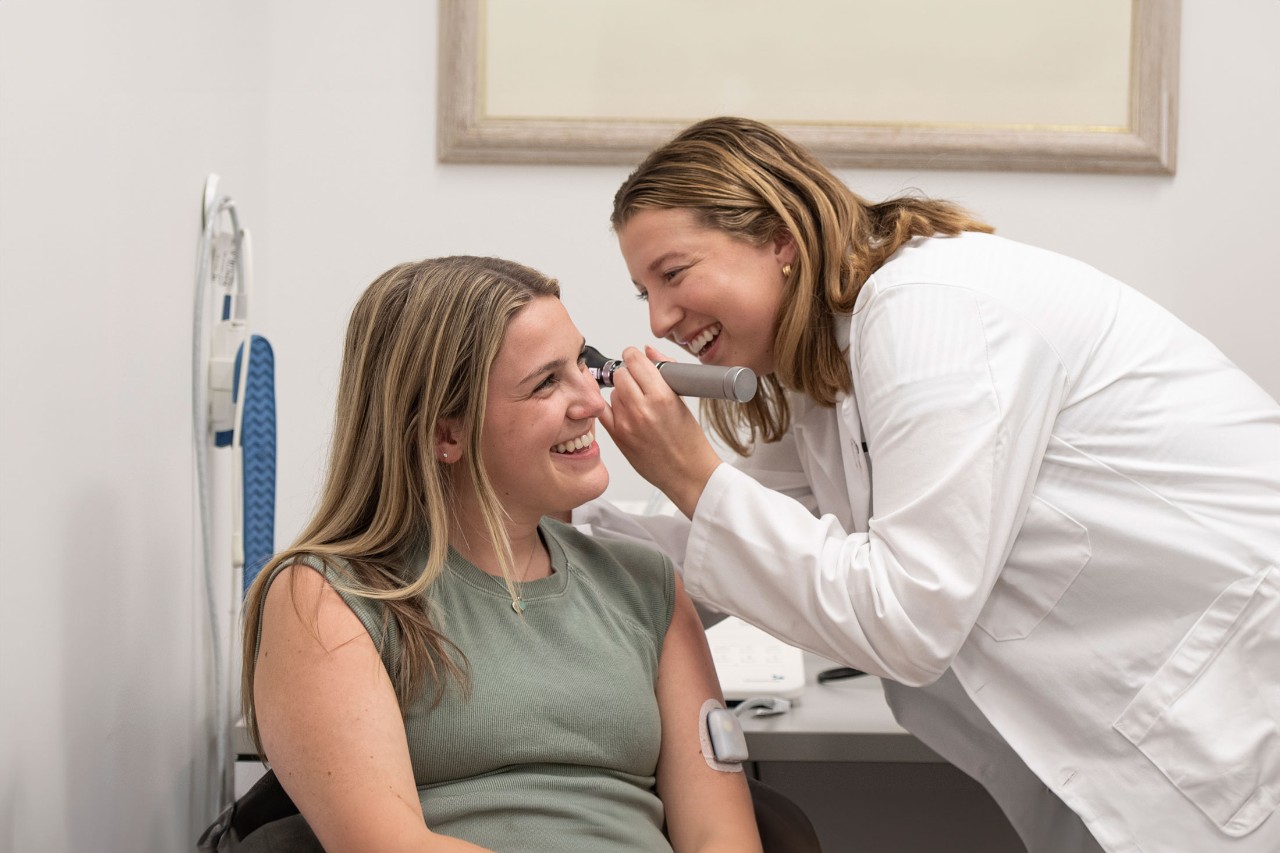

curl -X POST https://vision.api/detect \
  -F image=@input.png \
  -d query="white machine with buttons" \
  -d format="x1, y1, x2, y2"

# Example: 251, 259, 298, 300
706, 616, 807, 701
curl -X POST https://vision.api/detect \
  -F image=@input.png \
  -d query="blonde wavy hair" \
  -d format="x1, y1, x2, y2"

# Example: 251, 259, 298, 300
241, 256, 560, 754
611, 116, 994, 455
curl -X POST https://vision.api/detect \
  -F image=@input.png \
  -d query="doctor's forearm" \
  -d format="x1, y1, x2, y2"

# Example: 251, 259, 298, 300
664, 455, 721, 520
612, 432, 719, 519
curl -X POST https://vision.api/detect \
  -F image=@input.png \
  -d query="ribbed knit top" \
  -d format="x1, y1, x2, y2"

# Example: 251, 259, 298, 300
259, 518, 677, 852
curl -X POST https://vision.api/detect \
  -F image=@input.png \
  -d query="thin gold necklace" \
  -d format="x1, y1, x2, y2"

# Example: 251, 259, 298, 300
494, 539, 538, 614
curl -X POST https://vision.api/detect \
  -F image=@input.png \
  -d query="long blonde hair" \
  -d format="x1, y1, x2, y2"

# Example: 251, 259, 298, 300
611, 116, 994, 455
241, 256, 560, 754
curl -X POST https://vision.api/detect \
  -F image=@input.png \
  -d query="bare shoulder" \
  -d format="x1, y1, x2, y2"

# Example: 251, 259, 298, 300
259, 562, 371, 655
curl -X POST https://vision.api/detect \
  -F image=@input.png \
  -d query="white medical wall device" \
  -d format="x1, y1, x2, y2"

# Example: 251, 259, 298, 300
193, 174, 277, 818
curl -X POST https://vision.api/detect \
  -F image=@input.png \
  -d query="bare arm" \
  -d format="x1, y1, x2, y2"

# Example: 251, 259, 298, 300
254, 565, 492, 852
654, 573, 763, 852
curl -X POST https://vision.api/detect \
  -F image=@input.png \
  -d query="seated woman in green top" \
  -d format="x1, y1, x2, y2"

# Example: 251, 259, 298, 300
240, 256, 763, 852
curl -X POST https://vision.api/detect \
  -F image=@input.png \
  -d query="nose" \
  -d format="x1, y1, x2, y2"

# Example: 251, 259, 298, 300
646, 289, 682, 341
569, 362, 606, 420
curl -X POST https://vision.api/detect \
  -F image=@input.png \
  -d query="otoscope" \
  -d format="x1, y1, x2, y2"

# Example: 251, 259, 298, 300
583, 345, 758, 403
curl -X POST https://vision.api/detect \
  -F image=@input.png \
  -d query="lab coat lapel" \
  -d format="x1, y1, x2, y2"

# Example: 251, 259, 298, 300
790, 314, 872, 532
836, 391, 872, 531
792, 400, 856, 530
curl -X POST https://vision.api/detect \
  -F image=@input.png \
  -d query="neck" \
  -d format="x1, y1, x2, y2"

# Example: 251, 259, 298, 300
448, 515, 547, 581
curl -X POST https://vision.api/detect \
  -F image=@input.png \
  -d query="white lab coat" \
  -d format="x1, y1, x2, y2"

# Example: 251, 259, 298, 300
578, 233, 1280, 852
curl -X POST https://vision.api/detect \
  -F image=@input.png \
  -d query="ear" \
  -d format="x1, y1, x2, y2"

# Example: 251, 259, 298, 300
434, 418, 464, 464
772, 227, 798, 266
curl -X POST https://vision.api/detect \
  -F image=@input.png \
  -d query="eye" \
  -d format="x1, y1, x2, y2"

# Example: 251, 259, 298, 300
661, 266, 685, 282
634, 290, 649, 303
533, 373, 557, 393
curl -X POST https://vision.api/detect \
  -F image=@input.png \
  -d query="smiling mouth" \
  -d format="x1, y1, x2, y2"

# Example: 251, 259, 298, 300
552, 430, 594, 454
688, 323, 722, 356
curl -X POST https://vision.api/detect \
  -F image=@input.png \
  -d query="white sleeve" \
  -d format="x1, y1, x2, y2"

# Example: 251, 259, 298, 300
683, 283, 1069, 685
571, 499, 695, 567
572, 396, 821, 567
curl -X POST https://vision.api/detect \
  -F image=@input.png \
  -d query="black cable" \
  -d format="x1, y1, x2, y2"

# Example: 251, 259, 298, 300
817, 666, 867, 683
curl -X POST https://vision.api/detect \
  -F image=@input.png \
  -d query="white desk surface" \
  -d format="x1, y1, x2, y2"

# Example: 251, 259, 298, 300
737, 653, 942, 763
234, 653, 940, 765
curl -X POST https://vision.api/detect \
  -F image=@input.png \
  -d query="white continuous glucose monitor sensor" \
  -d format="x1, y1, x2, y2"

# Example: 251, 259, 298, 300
706, 616, 806, 701
698, 699, 748, 771
706, 707, 750, 763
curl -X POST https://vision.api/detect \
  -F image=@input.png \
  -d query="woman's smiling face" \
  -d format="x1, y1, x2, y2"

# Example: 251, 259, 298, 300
475, 295, 609, 524
617, 207, 795, 376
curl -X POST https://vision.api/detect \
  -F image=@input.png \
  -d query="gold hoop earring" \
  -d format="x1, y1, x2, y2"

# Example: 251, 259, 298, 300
782, 263, 793, 278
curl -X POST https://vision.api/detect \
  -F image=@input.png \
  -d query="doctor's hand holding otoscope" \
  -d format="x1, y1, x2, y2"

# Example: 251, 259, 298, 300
583, 345, 757, 403
586, 344, 737, 519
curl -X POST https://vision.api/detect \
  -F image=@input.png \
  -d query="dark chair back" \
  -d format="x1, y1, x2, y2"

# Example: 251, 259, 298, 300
748, 776, 824, 852
199, 769, 822, 852
196, 770, 301, 852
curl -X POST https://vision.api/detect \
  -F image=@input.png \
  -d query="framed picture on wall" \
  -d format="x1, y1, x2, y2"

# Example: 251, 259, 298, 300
437, 0, 1179, 174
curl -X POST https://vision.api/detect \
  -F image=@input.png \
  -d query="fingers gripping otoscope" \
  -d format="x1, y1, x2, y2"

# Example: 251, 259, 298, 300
583, 346, 758, 403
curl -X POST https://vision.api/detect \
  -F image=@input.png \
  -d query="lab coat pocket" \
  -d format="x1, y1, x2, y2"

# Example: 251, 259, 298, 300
1112, 566, 1280, 837
976, 497, 1090, 641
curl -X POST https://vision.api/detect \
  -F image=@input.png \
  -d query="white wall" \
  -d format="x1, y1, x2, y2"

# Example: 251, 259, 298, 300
1, 2, 1277, 850
0, 2, 269, 849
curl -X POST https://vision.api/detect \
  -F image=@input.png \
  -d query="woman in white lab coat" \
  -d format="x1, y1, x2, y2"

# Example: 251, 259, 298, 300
576, 117, 1280, 852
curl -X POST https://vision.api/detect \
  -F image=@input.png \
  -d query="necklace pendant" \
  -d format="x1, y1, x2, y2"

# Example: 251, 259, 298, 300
512, 598, 526, 614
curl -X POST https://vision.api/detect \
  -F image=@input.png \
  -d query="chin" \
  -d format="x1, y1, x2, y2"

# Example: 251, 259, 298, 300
580, 471, 610, 505
558, 471, 609, 515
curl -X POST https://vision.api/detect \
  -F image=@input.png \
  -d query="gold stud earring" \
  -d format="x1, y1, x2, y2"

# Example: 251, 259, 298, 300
782, 263, 793, 277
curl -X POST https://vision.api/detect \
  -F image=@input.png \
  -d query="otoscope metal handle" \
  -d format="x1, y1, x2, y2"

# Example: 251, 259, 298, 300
653, 362, 757, 403
583, 345, 757, 403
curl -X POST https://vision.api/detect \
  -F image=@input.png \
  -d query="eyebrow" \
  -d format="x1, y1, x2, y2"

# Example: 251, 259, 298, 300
646, 251, 685, 275
515, 337, 587, 388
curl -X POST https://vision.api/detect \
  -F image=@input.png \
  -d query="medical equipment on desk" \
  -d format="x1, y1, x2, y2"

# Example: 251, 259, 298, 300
706, 616, 807, 702
193, 174, 278, 817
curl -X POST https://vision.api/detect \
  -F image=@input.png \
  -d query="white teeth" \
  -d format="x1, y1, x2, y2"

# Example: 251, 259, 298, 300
552, 432, 593, 454
690, 324, 721, 355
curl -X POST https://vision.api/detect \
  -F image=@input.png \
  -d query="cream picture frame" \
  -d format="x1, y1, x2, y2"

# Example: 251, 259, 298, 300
438, 0, 1179, 174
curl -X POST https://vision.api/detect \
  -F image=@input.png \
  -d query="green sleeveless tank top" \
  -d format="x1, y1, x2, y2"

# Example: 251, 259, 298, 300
259, 518, 677, 852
